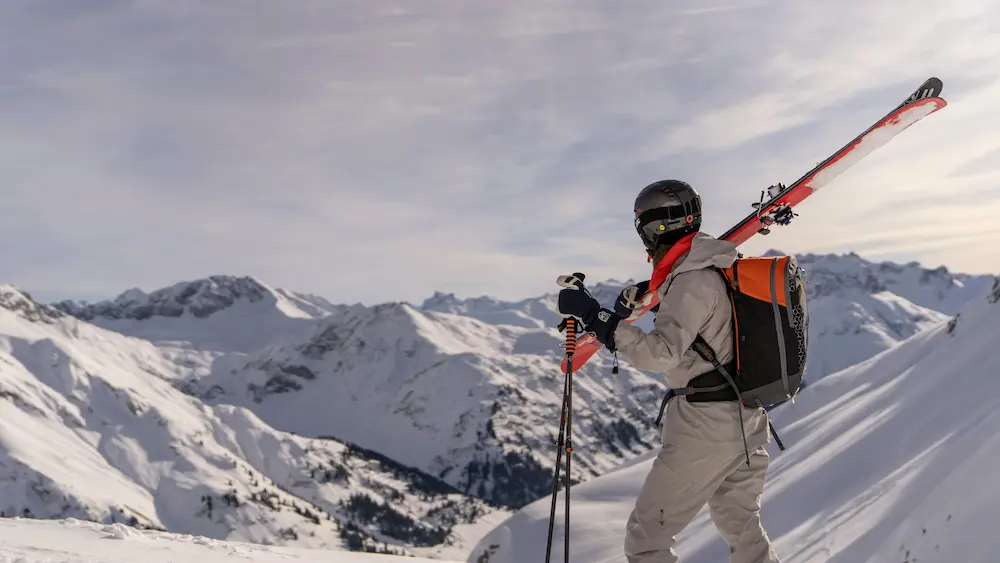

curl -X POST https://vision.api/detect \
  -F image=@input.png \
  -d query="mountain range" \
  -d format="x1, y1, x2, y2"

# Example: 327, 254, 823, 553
0, 251, 994, 558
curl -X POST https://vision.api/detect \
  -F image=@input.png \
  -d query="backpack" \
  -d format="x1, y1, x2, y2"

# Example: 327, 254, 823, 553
654, 254, 809, 457
693, 254, 809, 408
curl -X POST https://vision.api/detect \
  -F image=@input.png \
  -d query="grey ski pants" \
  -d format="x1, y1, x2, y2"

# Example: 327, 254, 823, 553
624, 443, 779, 563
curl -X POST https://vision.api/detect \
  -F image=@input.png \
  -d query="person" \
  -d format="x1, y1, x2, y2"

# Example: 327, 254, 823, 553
556, 179, 780, 563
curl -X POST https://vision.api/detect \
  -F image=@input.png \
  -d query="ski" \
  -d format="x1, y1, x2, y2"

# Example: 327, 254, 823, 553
564, 77, 948, 372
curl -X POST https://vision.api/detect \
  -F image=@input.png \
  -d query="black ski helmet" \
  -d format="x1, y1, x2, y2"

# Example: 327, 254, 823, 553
633, 179, 702, 253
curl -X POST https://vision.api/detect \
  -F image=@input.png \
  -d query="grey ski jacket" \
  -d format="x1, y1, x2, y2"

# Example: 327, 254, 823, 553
612, 232, 770, 452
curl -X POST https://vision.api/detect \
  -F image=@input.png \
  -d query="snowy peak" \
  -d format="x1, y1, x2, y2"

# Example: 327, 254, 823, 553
284, 302, 428, 363
49, 276, 331, 354
235, 302, 512, 405
790, 251, 992, 312
419, 279, 639, 331
420, 291, 477, 312
53, 275, 311, 321
273, 288, 346, 318
0, 285, 65, 324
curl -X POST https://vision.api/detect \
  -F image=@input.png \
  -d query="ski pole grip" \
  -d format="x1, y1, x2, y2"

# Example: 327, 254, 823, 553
557, 272, 587, 290
564, 318, 577, 356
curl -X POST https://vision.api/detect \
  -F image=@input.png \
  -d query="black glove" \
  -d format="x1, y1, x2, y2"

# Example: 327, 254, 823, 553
614, 280, 660, 319
556, 273, 622, 351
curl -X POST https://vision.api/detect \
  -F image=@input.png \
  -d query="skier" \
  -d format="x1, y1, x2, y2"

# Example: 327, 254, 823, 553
556, 180, 780, 563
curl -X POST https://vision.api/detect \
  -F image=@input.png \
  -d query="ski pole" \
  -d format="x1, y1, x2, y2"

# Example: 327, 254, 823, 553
545, 273, 584, 563
544, 324, 572, 563
564, 316, 574, 563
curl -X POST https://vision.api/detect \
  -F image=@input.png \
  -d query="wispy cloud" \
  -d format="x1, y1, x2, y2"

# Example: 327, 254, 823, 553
1, 0, 999, 305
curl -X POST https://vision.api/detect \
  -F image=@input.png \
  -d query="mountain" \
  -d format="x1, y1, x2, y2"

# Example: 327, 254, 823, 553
51, 275, 338, 354
468, 275, 1000, 563
192, 301, 666, 510
793, 251, 990, 313
0, 285, 503, 560
31, 254, 994, 556
423, 252, 994, 381
0, 517, 461, 563
420, 279, 638, 331
790, 251, 992, 378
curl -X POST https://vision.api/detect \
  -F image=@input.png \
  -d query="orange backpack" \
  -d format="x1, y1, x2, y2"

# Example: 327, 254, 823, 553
669, 255, 808, 457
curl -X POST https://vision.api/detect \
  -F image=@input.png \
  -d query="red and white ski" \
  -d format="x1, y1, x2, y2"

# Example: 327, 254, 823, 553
565, 77, 948, 372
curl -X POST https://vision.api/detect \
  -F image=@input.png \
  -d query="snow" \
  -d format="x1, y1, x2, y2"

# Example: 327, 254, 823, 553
469, 280, 1000, 563
200, 302, 667, 509
786, 251, 989, 379
0, 518, 458, 563
0, 285, 503, 559
6, 254, 992, 560
33, 253, 989, 518
52, 276, 331, 354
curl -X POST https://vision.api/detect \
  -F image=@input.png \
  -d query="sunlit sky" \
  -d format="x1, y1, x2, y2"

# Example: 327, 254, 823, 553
2, 1, 999, 305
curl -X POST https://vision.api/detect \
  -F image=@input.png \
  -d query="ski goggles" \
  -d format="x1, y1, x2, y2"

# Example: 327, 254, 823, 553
635, 203, 700, 252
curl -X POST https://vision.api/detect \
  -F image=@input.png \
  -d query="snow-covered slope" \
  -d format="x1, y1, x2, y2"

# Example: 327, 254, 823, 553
0, 518, 459, 563
0, 286, 502, 559
469, 275, 1000, 563
274, 288, 349, 319
194, 301, 667, 510
52, 276, 331, 354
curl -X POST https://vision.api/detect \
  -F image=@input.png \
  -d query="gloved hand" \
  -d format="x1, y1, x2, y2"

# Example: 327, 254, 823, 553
556, 273, 622, 350
614, 280, 659, 319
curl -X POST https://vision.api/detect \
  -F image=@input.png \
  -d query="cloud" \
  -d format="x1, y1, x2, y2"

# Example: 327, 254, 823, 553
1, 0, 999, 305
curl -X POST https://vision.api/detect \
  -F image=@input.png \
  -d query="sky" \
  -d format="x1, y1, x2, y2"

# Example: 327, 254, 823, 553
2, 0, 999, 305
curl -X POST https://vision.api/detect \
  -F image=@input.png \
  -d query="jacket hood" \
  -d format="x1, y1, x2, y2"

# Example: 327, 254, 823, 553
663, 232, 739, 285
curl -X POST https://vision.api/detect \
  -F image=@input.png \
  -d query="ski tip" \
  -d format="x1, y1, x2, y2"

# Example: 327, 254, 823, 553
899, 77, 945, 110
920, 77, 944, 98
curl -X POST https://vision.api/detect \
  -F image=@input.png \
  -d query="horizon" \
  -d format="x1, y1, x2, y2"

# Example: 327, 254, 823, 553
3, 1, 1000, 305
23, 246, 992, 307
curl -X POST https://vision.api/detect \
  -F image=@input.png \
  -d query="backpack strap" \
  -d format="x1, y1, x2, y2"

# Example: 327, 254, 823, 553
690, 335, 750, 466
652, 334, 750, 466
689, 335, 744, 403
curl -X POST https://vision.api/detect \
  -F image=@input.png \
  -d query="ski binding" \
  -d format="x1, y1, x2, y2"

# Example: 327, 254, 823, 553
750, 184, 797, 234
